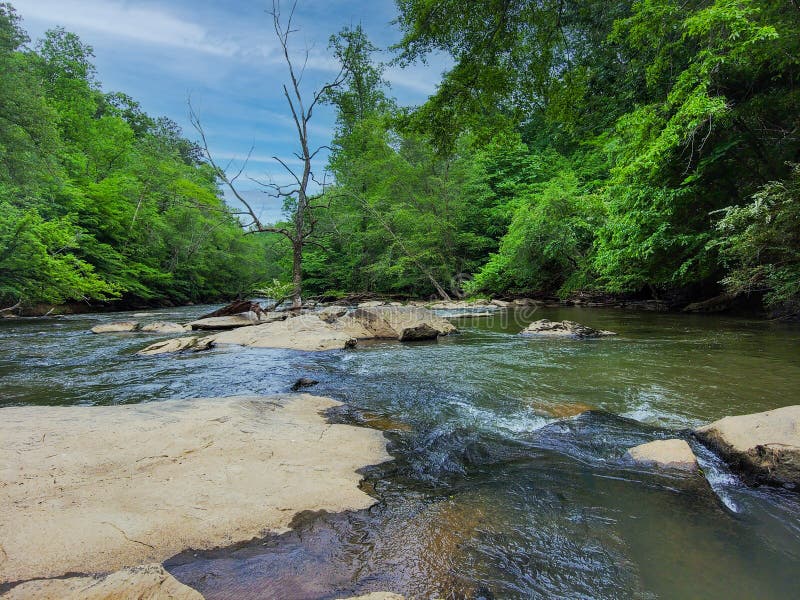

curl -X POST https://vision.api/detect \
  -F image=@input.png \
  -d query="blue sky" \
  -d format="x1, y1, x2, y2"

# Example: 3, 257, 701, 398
12, 0, 449, 222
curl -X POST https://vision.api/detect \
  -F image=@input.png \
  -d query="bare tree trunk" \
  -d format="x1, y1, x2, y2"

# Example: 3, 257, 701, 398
291, 239, 303, 310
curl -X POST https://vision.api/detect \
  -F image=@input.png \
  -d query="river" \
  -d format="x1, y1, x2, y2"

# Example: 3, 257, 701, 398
2, 305, 799, 599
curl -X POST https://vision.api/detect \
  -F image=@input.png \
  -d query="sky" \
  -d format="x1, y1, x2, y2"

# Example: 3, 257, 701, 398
12, 0, 450, 223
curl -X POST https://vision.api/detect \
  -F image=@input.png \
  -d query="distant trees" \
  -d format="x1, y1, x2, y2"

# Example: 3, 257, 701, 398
0, 3, 265, 310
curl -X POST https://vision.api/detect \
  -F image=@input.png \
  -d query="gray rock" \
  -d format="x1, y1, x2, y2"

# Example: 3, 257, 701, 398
139, 321, 186, 334
90, 321, 139, 334
520, 319, 616, 338
188, 312, 286, 330
695, 405, 800, 486
137, 335, 214, 355
318, 305, 349, 323
349, 306, 456, 341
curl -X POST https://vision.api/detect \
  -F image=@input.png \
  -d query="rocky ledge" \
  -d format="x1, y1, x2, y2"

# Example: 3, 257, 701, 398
138, 306, 457, 355
520, 319, 616, 338
0, 394, 391, 587
694, 405, 800, 487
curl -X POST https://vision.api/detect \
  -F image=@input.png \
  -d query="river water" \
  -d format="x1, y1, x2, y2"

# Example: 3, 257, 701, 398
2, 305, 799, 599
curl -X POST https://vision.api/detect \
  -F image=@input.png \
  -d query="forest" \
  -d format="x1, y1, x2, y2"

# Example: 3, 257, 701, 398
1, 0, 798, 316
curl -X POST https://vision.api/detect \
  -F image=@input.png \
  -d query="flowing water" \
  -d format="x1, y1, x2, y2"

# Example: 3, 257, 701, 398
2, 306, 799, 599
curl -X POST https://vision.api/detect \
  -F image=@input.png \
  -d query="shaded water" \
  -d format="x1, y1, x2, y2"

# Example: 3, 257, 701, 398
2, 306, 799, 598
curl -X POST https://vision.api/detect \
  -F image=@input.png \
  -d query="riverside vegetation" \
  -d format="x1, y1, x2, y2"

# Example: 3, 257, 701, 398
0, 1, 799, 317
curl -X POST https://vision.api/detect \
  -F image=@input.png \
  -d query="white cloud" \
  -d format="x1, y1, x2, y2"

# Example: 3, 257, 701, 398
14, 0, 239, 57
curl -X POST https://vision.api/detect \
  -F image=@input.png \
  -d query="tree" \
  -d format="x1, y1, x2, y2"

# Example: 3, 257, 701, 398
192, 0, 346, 310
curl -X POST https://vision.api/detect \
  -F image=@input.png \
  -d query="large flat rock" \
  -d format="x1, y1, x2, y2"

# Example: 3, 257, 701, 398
211, 314, 358, 351
694, 405, 800, 486
2, 564, 204, 599
0, 395, 390, 583
347, 306, 457, 341
520, 319, 616, 338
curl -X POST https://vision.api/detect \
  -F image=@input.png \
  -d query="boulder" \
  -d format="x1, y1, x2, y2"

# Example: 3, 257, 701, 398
188, 312, 286, 330
318, 305, 349, 323
490, 299, 512, 308
446, 311, 495, 319
625, 439, 699, 472
139, 321, 187, 334
2, 564, 204, 599
520, 319, 616, 338
0, 395, 390, 582
90, 321, 139, 334
357, 300, 387, 308
211, 314, 358, 351
137, 335, 214, 356
291, 377, 319, 391
347, 306, 457, 341
694, 405, 800, 486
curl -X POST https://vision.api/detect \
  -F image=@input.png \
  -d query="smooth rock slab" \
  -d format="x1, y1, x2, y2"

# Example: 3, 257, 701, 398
694, 405, 800, 486
0, 394, 390, 583
348, 306, 457, 341
520, 319, 616, 338
625, 439, 699, 471
211, 314, 358, 351
2, 564, 204, 599
90, 321, 139, 334
187, 312, 286, 330
139, 321, 187, 334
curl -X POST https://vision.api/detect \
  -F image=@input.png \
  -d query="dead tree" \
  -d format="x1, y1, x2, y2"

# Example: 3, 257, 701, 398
191, 0, 346, 310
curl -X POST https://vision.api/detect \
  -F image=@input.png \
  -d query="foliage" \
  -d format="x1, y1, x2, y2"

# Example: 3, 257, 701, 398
0, 4, 266, 308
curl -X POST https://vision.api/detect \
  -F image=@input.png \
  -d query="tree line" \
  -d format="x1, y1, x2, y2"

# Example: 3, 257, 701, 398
260, 0, 798, 316
0, 3, 268, 311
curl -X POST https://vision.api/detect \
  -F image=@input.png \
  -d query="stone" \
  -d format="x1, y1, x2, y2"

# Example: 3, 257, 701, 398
490, 299, 512, 308
530, 401, 595, 418
520, 319, 616, 338
291, 377, 319, 391
694, 405, 800, 486
0, 394, 390, 583
211, 314, 358, 351
139, 321, 186, 334
318, 305, 349, 323
90, 321, 139, 334
2, 564, 204, 599
137, 335, 214, 356
188, 312, 286, 330
683, 293, 737, 313
446, 311, 495, 319
348, 306, 457, 341
357, 300, 387, 308
625, 439, 699, 471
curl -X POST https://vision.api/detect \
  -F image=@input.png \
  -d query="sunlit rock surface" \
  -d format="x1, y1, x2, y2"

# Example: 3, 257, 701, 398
625, 439, 699, 471
0, 394, 390, 583
695, 405, 800, 486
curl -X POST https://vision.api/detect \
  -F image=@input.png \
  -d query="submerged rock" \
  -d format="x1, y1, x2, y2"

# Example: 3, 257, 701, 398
0, 394, 390, 583
291, 377, 319, 391
694, 405, 800, 487
90, 321, 139, 333
520, 319, 616, 338
2, 564, 204, 599
137, 335, 214, 356
625, 439, 699, 472
139, 321, 187, 334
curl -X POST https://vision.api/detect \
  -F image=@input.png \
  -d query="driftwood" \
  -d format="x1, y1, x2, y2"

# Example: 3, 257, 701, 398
198, 300, 266, 320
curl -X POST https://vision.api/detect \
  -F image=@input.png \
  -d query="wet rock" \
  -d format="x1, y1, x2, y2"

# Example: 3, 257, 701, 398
358, 300, 387, 308
0, 395, 390, 582
446, 311, 495, 319
188, 312, 286, 330
90, 321, 139, 333
520, 319, 616, 338
531, 401, 595, 418
694, 405, 800, 486
139, 321, 187, 334
211, 314, 358, 351
338, 594, 405, 600
347, 306, 457, 341
137, 335, 214, 356
625, 439, 699, 471
196, 299, 264, 320
291, 377, 319, 391
318, 305, 349, 323
2, 564, 204, 599
359, 411, 414, 432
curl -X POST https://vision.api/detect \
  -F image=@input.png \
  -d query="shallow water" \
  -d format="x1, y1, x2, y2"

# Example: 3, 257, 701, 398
2, 306, 800, 598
